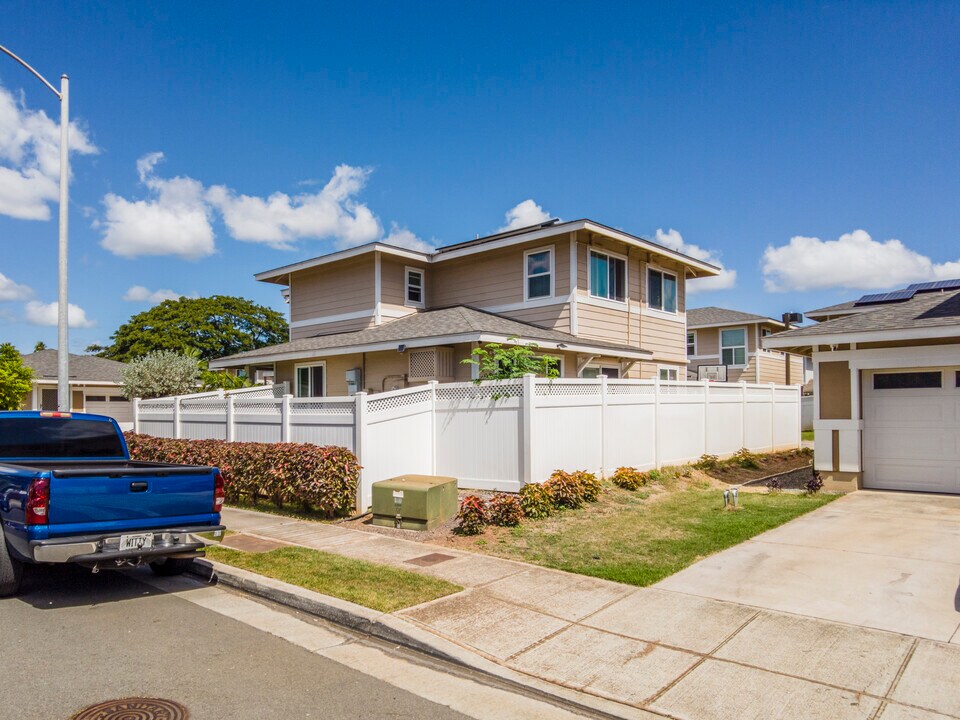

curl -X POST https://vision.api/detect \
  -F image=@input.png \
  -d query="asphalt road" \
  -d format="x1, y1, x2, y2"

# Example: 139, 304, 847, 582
0, 564, 518, 720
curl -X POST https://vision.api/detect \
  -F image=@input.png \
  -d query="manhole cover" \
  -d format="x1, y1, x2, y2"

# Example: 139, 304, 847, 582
405, 552, 456, 567
72, 697, 188, 720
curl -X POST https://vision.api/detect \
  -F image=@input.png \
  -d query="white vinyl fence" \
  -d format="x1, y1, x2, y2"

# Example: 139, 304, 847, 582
135, 376, 802, 508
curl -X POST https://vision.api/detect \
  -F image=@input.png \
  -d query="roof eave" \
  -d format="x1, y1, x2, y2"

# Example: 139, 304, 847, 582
209, 333, 652, 369
763, 323, 960, 351
688, 318, 785, 330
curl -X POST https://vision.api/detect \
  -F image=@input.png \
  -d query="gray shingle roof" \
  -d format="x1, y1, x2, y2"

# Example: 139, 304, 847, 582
21, 350, 126, 383
804, 300, 861, 317
687, 306, 778, 327
212, 305, 651, 365
769, 289, 960, 341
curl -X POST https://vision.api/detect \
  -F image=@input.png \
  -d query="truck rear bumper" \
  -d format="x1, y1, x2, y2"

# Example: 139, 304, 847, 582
29, 525, 226, 564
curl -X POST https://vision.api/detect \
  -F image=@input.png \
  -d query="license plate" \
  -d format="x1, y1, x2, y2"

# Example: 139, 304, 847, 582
118, 533, 154, 552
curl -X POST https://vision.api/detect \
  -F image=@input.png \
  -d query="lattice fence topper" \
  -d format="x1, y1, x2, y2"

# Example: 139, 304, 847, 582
289, 399, 355, 415
139, 400, 175, 413
535, 382, 603, 397
435, 381, 523, 401
180, 399, 228, 414
607, 382, 656, 395
233, 399, 283, 415
367, 389, 433, 414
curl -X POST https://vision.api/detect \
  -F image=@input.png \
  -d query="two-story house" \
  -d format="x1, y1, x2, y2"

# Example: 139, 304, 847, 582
209, 219, 720, 395
686, 307, 807, 384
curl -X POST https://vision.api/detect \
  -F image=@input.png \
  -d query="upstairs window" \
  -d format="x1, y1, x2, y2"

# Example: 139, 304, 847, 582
405, 267, 424, 307
720, 328, 747, 367
589, 250, 626, 302
687, 331, 696, 356
525, 247, 554, 300
647, 268, 678, 313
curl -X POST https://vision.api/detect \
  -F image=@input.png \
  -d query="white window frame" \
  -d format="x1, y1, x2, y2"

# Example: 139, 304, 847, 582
720, 327, 748, 368
294, 361, 327, 397
658, 366, 679, 381
580, 364, 620, 379
523, 246, 555, 302
404, 266, 425, 308
646, 264, 679, 314
686, 330, 697, 357
587, 248, 628, 304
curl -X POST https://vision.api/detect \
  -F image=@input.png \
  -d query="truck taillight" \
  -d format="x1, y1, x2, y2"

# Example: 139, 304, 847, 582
25, 478, 50, 525
213, 471, 225, 513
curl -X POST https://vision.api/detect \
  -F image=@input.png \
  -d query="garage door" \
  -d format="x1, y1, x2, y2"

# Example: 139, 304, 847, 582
84, 393, 133, 424
862, 367, 960, 493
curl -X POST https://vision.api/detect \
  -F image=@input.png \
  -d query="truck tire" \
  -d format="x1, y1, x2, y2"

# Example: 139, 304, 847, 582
149, 557, 195, 576
0, 537, 23, 597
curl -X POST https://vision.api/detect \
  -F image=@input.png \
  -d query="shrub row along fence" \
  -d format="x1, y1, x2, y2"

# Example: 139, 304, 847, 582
125, 433, 360, 516
135, 376, 802, 509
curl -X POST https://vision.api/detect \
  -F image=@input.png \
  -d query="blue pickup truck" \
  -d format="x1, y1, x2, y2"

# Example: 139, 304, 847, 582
0, 411, 225, 596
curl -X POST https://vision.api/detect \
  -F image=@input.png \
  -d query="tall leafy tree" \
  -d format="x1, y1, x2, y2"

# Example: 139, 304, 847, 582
95, 295, 288, 362
0, 343, 34, 410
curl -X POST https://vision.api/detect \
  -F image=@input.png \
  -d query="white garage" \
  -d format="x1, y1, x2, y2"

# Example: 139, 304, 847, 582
84, 392, 134, 424
763, 280, 960, 494
862, 367, 960, 494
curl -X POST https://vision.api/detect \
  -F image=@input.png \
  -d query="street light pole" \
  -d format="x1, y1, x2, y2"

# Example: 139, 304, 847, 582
0, 45, 71, 411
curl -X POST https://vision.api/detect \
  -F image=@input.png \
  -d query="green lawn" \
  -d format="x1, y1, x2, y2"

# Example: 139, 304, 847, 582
801, 430, 814, 442
473, 486, 836, 587
205, 545, 461, 612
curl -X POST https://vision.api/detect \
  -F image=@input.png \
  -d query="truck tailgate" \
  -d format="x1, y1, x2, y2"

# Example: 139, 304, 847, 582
48, 468, 214, 527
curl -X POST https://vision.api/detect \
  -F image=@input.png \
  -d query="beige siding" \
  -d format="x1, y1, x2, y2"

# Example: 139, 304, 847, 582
498, 304, 571, 332
290, 315, 374, 340
640, 313, 687, 364
380, 255, 430, 308
431, 238, 570, 309
758, 354, 786, 384
290, 255, 374, 325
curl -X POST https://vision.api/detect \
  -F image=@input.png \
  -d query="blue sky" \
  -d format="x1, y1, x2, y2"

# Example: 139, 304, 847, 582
1, 1, 958, 353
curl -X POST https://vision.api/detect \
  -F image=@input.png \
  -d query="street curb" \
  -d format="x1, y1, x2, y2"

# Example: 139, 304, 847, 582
188, 558, 658, 720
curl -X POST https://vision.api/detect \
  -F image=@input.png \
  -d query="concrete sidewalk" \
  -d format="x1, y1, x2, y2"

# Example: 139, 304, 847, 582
220, 506, 960, 720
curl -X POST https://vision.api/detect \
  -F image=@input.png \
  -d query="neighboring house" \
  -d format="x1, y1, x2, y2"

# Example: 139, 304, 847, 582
764, 280, 960, 495
20, 349, 133, 424
686, 307, 807, 384
210, 219, 720, 392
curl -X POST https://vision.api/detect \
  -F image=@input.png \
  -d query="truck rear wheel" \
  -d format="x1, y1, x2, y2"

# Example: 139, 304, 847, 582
149, 557, 195, 576
0, 537, 23, 597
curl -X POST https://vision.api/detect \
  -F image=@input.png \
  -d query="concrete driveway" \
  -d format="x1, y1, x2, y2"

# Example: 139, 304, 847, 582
656, 490, 960, 642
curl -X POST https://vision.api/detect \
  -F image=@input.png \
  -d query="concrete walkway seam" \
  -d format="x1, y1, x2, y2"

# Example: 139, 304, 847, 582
187, 559, 661, 720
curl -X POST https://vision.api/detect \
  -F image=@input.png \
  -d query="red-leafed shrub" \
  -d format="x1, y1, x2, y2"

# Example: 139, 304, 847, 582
488, 492, 523, 527
545, 469, 585, 509
455, 495, 488, 535
611, 467, 648, 491
123, 432, 359, 517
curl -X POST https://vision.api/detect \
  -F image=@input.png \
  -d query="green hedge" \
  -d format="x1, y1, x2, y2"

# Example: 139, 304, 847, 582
124, 433, 360, 517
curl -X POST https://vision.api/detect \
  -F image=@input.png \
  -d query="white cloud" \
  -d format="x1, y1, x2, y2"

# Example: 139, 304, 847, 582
25, 300, 94, 328
123, 285, 190, 304
498, 199, 553, 232
100, 152, 215, 259
762, 229, 960, 292
206, 165, 383, 250
383, 222, 434, 253
0, 271, 33, 301
654, 228, 737, 293
0, 84, 97, 220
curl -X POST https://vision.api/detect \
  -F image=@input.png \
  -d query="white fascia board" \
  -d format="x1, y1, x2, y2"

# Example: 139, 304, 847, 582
255, 244, 432, 283
32, 379, 123, 386
433, 220, 720, 276
764, 324, 960, 349
210, 332, 652, 368
688, 319, 784, 330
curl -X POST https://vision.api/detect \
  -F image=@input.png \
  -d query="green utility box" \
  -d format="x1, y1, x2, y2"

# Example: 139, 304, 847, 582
371, 475, 459, 531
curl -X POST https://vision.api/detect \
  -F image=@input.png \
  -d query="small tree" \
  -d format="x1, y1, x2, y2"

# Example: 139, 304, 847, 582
200, 369, 252, 392
461, 337, 560, 381
33, 341, 47, 352
0, 343, 33, 410
121, 350, 200, 399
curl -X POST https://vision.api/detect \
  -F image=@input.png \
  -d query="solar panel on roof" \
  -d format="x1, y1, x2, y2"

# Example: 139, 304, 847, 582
854, 289, 917, 306
905, 279, 960, 293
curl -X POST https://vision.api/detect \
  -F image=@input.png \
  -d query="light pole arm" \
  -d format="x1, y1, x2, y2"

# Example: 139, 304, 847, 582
0, 44, 61, 99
